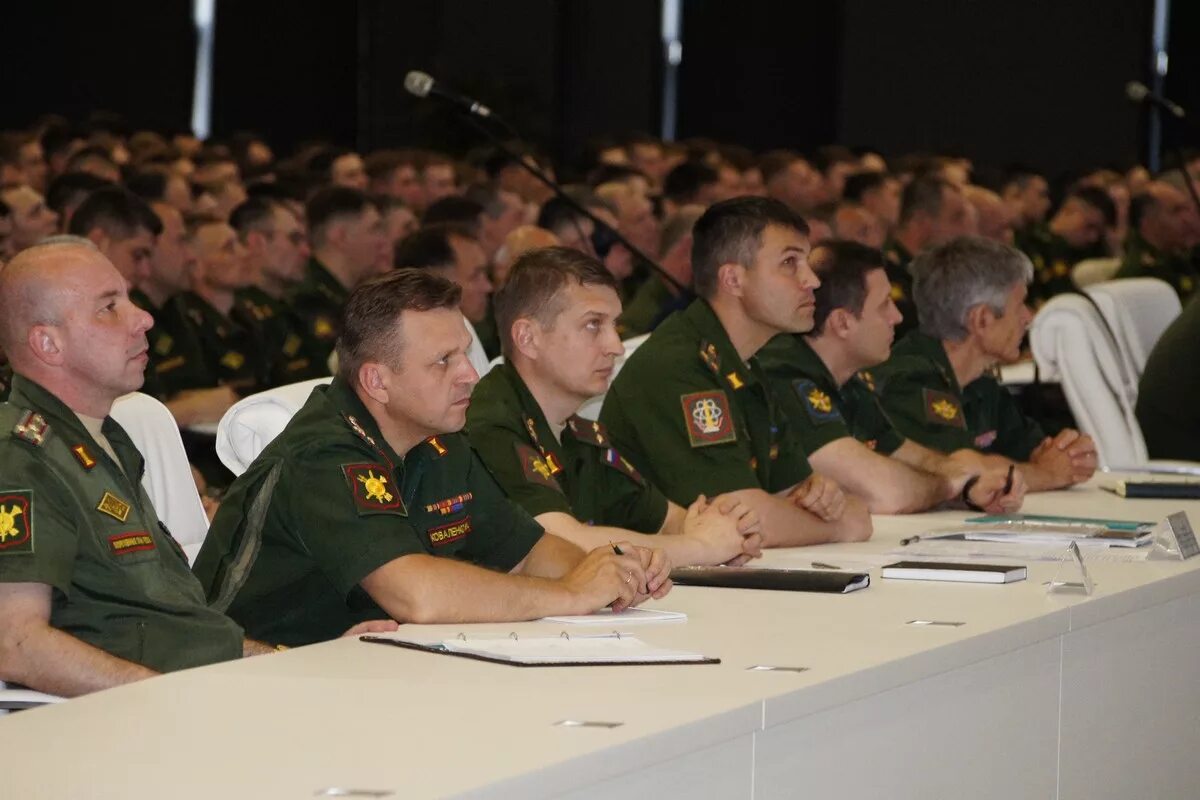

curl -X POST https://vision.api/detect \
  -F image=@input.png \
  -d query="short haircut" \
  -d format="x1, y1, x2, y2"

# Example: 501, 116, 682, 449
758, 150, 800, 184
393, 223, 476, 271
690, 196, 810, 298
809, 240, 886, 333
423, 196, 484, 229
46, 172, 113, 218
493, 246, 618, 358
912, 236, 1033, 341
842, 171, 889, 203
1002, 168, 1044, 192
307, 146, 355, 179
335, 268, 461, 382
899, 175, 954, 226
536, 194, 594, 236
229, 196, 281, 239
364, 148, 421, 181
305, 186, 375, 246
663, 161, 719, 205
1065, 185, 1117, 228
67, 187, 162, 239
64, 145, 117, 175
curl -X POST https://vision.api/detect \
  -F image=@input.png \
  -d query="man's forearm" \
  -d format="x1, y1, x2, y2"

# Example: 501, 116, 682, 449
721, 489, 872, 547
1, 624, 157, 698
361, 550, 586, 625
812, 444, 948, 514
538, 513, 707, 568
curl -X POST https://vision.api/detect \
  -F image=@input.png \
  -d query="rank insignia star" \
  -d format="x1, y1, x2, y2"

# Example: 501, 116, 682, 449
314, 317, 335, 338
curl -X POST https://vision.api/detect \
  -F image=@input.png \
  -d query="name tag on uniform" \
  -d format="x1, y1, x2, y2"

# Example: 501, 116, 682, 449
428, 517, 472, 546
108, 531, 156, 556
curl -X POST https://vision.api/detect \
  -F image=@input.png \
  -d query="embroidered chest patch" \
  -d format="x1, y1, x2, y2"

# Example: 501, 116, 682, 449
97, 491, 132, 522
0, 492, 33, 554
923, 388, 966, 429
680, 390, 736, 447
108, 531, 156, 556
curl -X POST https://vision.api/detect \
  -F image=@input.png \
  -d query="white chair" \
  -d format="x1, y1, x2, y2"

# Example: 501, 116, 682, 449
216, 378, 332, 476
576, 333, 650, 421
110, 392, 210, 564
1029, 294, 1144, 469
1071, 257, 1121, 289
1083, 278, 1181, 378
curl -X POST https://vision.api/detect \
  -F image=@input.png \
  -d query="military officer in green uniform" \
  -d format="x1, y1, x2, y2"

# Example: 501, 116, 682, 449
600, 197, 873, 547
1115, 181, 1200, 302
759, 240, 1024, 513
1015, 186, 1114, 304
0, 242, 253, 696
873, 236, 1098, 491
230, 196, 311, 386
1137, 296, 1200, 461
467, 246, 762, 567
615, 205, 700, 338
281, 187, 390, 382
193, 269, 669, 647
880, 175, 973, 339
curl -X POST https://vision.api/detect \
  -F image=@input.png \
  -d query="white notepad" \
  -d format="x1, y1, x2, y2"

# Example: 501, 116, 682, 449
362, 631, 717, 666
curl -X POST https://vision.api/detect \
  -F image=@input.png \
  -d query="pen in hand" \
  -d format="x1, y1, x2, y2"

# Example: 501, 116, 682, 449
900, 535, 921, 546
1003, 464, 1015, 495
610, 541, 624, 556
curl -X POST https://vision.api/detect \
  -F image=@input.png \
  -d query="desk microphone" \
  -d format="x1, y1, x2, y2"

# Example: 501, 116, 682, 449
1126, 80, 1186, 119
404, 71, 493, 118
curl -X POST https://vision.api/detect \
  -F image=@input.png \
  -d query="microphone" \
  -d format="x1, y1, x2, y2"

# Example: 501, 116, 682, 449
1126, 81, 1186, 119
404, 71, 492, 118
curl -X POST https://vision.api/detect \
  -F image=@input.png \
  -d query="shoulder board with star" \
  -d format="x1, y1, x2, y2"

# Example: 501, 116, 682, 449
341, 413, 379, 449
565, 415, 609, 447
602, 447, 646, 486
698, 340, 721, 375
855, 370, 876, 392
12, 410, 50, 447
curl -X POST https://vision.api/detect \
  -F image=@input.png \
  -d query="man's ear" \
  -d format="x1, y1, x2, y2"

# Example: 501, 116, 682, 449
325, 220, 347, 249
510, 317, 540, 361
964, 303, 993, 338
716, 262, 746, 297
357, 361, 390, 405
27, 324, 65, 367
826, 308, 855, 340
85, 228, 109, 253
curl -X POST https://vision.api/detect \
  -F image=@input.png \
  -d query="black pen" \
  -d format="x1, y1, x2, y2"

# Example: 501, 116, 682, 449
900, 535, 921, 546
610, 541, 624, 556
1003, 464, 1015, 495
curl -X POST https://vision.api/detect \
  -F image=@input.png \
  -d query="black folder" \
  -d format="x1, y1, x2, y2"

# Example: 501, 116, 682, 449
670, 566, 870, 593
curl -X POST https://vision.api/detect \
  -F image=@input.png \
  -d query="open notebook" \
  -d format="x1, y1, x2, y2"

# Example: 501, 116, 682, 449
361, 631, 718, 667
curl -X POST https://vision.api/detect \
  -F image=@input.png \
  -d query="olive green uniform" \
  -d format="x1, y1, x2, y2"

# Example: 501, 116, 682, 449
0, 376, 243, 672
616, 274, 685, 338
882, 239, 919, 338
1136, 296, 1200, 461
466, 362, 668, 531
598, 300, 812, 507
758, 334, 906, 457
0, 360, 11, 401
175, 292, 266, 396
277, 257, 349, 382
873, 331, 1045, 460
130, 288, 213, 400
1114, 232, 1199, 302
1015, 223, 1104, 304
192, 377, 545, 646
232, 286, 307, 388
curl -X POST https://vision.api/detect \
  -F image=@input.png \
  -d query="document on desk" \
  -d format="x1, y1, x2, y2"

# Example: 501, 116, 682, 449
541, 608, 687, 625
361, 632, 719, 667
894, 539, 1151, 563
930, 523, 1152, 548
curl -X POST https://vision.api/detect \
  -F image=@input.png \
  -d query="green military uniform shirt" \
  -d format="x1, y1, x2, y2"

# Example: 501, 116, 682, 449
1015, 223, 1104, 305
175, 292, 266, 396
598, 299, 812, 507
758, 334, 906, 457
277, 257, 349, 382
192, 376, 545, 646
1136, 296, 1200, 461
232, 286, 306, 388
0, 376, 243, 671
466, 362, 668, 532
1114, 232, 1199, 302
873, 331, 1045, 461
882, 239, 919, 338
131, 288, 213, 400
0, 360, 11, 401
616, 274, 686, 338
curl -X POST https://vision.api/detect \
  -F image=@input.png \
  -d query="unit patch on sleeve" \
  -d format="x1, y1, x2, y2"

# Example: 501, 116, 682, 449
341, 463, 407, 515
680, 390, 737, 447
922, 388, 966, 429
514, 443, 563, 490
0, 492, 33, 554
793, 379, 841, 424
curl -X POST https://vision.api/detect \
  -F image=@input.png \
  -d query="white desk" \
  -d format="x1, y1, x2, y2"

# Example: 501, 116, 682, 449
1, 482, 1198, 799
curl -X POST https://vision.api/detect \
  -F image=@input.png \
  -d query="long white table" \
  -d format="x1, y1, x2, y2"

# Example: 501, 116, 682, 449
2, 479, 1198, 799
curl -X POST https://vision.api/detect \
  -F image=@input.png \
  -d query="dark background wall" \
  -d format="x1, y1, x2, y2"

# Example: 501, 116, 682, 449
0, 0, 1186, 177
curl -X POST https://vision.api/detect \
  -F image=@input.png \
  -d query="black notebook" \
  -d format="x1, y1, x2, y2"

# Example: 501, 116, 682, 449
670, 566, 870, 593
1101, 479, 1200, 499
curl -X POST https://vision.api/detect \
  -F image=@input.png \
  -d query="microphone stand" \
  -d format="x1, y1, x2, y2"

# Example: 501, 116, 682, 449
452, 105, 693, 297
